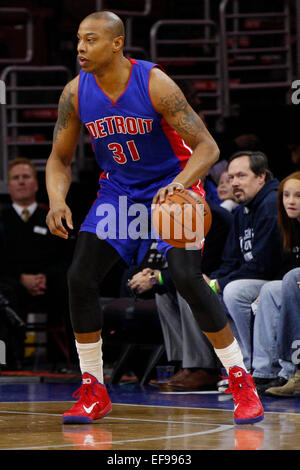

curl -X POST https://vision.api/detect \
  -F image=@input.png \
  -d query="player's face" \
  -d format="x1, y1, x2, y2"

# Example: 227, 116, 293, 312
282, 178, 300, 222
8, 164, 38, 206
77, 18, 120, 74
227, 156, 265, 205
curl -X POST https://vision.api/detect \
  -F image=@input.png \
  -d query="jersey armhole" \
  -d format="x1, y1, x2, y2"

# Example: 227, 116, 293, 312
148, 65, 165, 117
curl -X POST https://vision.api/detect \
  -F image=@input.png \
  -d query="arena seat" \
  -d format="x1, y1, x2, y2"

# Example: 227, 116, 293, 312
100, 297, 165, 385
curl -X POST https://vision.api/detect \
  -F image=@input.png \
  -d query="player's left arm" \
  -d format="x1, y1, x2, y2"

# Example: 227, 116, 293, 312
149, 67, 219, 201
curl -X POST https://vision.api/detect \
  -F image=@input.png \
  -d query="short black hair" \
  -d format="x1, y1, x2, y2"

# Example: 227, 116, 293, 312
83, 11, 125, 38
228, 150, 273, 181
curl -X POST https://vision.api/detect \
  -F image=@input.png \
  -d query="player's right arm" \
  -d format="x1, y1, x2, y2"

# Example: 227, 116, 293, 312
46, 76, 81, 239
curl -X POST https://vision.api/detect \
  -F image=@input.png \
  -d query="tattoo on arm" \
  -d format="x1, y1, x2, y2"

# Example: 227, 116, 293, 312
53, 86, 76, 142
159, 89, 203, 138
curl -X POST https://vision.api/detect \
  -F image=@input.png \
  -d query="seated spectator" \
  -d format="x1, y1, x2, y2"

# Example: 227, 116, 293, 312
127, 200, 233, 391
217, 170, 239, 213
203, 151, 284, 371
251, 172, 300, 395
0, 281, 26, 370
0, 158, 76, 370
203, 175, 221, 205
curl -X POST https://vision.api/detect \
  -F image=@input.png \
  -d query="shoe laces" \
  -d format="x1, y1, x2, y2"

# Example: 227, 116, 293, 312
73, 382, 97, 402
222, 372, 254, 404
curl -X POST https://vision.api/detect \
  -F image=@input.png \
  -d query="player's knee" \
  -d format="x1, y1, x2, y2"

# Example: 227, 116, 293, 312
67, 262, 80, 291
174, 272, 207, 307
67, 259, 93, 293
169, 266, 195, 299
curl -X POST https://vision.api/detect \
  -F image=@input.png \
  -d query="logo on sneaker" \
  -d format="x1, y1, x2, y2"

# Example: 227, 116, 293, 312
233, 371, 243, 378
83, 402, 99, 414
83, 378, 92, 384
234, 403, 239, 412
253, 389, 259, 398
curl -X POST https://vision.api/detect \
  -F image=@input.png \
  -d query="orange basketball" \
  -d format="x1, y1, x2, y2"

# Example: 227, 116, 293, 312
152, 189, 212, 248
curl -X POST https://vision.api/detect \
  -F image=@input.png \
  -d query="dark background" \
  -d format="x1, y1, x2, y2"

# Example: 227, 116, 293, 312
0, 0, 299, 295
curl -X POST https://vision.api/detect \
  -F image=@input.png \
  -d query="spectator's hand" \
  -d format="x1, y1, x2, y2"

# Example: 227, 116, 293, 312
203, 274, 220, 293
128, 268, 159, 294
20, 273, 46, 296
46, 202, 73, 239
35, 273, 47, 292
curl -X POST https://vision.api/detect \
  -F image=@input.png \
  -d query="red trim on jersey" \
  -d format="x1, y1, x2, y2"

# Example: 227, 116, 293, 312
99, 171, 107, 180
128, 57, 138, 65
160, 117, 205, 199
93, 57, 134, 105
160, 117, 192, 169
191, 180, 206, 199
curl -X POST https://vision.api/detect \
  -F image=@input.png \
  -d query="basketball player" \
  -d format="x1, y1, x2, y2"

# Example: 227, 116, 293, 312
46, 11, 263, 425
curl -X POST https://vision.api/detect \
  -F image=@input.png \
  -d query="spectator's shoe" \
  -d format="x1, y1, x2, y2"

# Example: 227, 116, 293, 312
217, 378, 229, 392
254, 376, 287, 395
62, 373, 112, 424
149, 368, 191, 388
167, 368, 193, 385
225, 366, 264, 425
169, 369, 219, 391
265, 371, 300, 397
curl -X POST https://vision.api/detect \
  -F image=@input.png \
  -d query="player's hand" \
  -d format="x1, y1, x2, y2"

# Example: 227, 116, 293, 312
46, 202, 73, 239
152, 181, 185, 204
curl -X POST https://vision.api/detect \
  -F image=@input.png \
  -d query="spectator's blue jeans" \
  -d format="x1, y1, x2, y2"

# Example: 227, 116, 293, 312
222, 279, 268, 371
251, 268, 300, 380
277, 268, 300, 371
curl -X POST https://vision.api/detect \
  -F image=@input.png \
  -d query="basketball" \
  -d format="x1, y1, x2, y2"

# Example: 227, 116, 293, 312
152, 189, 212, 248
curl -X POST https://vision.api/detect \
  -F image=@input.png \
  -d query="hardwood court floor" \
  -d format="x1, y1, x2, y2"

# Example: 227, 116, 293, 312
0, 382, 299, 451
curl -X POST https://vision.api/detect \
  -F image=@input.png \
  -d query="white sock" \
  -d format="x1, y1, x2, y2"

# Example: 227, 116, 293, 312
75, 338, 104, 383
214, 338, 247, 374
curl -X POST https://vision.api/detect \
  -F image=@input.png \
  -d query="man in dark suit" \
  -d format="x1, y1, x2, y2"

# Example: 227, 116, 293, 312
0, 158, 75, 370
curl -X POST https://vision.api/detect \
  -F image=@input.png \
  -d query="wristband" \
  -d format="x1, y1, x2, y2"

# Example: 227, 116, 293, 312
209, 279, 218, 294
149, 271, 157, 285
158, 271, 164, 285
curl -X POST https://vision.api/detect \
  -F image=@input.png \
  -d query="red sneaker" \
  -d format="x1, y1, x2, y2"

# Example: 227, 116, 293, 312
62, 373, 112, 424
225, 366, 264, 425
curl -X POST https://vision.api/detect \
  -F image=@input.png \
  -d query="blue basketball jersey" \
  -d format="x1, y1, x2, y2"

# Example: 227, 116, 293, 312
78, 58, 193, 195
78, 58, 206, 265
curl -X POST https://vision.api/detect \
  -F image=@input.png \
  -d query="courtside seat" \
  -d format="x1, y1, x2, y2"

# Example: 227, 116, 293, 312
25, 311, 72, 370
100, 297, 165, 385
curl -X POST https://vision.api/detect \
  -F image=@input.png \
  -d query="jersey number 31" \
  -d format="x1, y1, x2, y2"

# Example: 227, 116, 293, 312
108, 141, 140, 164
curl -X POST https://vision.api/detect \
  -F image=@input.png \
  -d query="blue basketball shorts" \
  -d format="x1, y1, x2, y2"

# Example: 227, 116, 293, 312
79, 175, 174, 266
